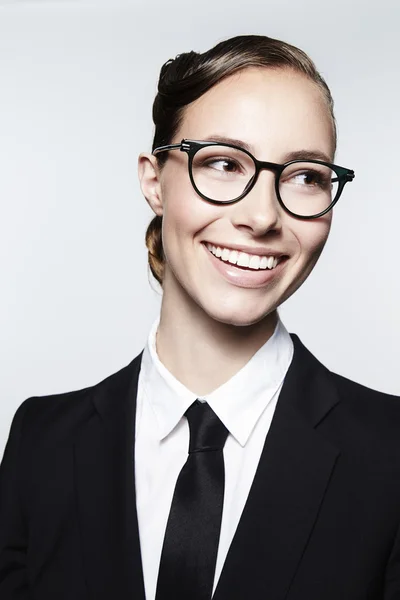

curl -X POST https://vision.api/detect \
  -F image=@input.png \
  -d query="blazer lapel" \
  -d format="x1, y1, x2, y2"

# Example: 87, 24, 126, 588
74, 352, 145, 600
213, 335, 341, 600
73, 333, 341, 600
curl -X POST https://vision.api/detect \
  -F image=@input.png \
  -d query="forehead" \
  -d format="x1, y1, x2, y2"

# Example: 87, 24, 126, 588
176, 67, 335, 160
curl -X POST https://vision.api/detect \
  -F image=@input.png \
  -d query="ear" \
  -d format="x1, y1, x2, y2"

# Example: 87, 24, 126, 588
138, 153, 164, 217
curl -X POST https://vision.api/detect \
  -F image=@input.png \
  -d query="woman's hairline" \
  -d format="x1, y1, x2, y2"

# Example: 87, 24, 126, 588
154, 64, 337, 170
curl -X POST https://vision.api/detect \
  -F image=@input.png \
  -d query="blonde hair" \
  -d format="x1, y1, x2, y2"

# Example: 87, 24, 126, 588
145, 34, 336, 287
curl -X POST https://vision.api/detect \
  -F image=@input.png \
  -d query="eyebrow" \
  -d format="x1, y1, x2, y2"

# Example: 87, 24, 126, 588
201, 134, 333, 164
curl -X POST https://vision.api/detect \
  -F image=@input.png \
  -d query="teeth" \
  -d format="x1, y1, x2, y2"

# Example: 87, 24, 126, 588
227, 250, 239, 265
237, 253, 250, 267
249, 255, 261, 269
221, 248, 231, 261
206, 243, 280, 271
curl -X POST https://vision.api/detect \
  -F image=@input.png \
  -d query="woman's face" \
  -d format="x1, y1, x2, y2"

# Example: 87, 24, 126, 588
139, 67, 335, 327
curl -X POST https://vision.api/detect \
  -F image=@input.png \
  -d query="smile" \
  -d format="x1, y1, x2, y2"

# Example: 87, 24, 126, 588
205, 243, 280, 271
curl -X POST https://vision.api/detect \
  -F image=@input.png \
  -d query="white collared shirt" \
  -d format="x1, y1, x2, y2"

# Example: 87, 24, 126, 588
135, 316, 294, 600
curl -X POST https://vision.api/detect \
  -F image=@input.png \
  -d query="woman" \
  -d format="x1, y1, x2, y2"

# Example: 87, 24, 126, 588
1, 34, 399, 600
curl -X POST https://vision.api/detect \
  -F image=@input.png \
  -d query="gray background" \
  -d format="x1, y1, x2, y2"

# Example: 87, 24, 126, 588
1, 0, 399, 456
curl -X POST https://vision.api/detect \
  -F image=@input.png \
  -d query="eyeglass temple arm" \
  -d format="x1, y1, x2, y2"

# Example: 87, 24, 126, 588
153, 143, 182, 155
333, 171, 355, 184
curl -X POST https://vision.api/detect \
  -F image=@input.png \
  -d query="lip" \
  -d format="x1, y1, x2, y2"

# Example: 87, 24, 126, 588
204, 241, 286, 258
202, 242, 287, 289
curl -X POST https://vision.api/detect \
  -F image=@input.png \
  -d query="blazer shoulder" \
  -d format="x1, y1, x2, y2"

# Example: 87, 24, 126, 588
329, 370, 400, 441
331, 370, 399, 406
12, 350, 144, 442
291, 334, 400, 444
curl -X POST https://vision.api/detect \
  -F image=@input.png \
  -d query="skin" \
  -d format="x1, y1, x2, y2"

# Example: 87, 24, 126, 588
138, 66, 335, 396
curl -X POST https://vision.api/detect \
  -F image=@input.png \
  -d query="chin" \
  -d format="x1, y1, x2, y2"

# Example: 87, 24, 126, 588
201, 299, 278, 328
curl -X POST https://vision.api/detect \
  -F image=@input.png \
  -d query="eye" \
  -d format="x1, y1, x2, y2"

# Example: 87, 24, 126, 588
284, 168, 332, 190
293, 171, 323, 185
192, 145, 254, 179
203, 157, 242, 174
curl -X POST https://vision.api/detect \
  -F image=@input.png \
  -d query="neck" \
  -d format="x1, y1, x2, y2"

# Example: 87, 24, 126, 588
155, 276, 278, 396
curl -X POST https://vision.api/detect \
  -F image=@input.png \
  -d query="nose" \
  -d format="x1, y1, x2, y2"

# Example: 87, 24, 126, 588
230, 170, 282, 236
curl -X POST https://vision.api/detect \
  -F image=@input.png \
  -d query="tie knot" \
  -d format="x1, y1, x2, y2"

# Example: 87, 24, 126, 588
185, 400, 229, 454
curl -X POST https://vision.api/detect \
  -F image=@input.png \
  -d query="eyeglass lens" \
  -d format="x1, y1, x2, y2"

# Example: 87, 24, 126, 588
191, 145, 339, 217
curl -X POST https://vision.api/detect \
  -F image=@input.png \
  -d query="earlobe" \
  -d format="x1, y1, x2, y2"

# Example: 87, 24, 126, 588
138, 153, 164, 217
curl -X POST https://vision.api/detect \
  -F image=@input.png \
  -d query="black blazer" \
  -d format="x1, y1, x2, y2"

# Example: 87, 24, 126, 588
1, 334, 400, 600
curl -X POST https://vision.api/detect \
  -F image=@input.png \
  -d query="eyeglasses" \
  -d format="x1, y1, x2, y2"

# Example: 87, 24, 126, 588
153, 139, 355, 219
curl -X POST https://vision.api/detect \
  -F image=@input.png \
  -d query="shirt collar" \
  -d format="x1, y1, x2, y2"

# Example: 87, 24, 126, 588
141, 315, 294, 447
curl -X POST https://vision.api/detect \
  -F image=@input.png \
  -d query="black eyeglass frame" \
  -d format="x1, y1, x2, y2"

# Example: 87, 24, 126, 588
153, 139, 355, 220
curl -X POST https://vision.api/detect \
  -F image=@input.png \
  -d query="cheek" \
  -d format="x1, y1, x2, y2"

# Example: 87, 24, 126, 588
161, 173, 193, 233
160, 173, 216, 252
294, 216, 332, 263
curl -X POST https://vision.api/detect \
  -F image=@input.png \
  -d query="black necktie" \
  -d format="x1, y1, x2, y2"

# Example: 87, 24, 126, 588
155, 399, 229, 600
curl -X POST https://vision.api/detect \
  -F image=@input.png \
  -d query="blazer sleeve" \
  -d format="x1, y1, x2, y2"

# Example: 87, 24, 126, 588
385, 515, 400, 599
0, 399, 32, 598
